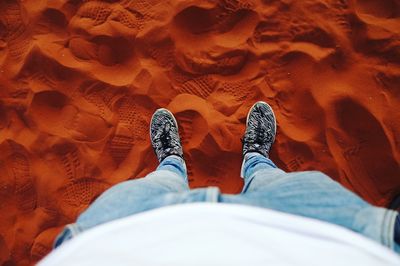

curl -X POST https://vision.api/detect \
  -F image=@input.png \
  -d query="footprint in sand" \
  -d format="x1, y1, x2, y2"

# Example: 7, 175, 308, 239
25, 207, 59, 262
67, 1, 140, 67
35, 7, 68, 35
68, 36, 135, 67
355, 0, 400, 19
30, 227, 60, 262
28, 90, 112, 142
326, 97, 400, 204
108, 122, 135, 165
170, 3, 259, 76
106, 94, 156, 166
60, 177, 109, 208
72, 1, 144, 33
0, 0, 32, 63
352, 0, 400, 63
275, 87, 325, 142
0, 140, 37, 213
176, 110, 203, 147
209, 80, 259, 116
174, 75, 218, 99
280, 140, 315, 172
49, 142, 85, 182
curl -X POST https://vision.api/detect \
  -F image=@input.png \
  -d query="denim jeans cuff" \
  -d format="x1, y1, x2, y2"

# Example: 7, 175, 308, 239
382, 209, 399, 250
157, 155, 187, 181
53, 223, 83, 248
240, 152, 278, 178
241, 152, 261, 178
353, 207, 399, 252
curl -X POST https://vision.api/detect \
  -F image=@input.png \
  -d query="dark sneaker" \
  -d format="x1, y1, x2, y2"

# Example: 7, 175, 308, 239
389, 193, 400, 211
242, 101, 277, 157
150, 108, 183, 162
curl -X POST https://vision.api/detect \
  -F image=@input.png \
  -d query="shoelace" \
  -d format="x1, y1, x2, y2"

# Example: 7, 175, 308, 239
255, 121, 266, 144
157, 122, 179, 151
243, 118, 271, 144
160, 123, 172, 148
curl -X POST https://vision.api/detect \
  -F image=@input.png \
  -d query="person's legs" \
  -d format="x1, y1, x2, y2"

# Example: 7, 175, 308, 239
54, 108, 188, 247
239, 151, 398, 249
76, 155, 189, 226
240, 152, 285, 193
237, 101, 400, 252
54, 157, 189, 248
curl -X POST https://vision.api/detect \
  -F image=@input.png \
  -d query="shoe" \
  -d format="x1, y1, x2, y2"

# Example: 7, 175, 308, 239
242, 101, 277, 157
389, 193, 400, 211
150, 108, 183, 162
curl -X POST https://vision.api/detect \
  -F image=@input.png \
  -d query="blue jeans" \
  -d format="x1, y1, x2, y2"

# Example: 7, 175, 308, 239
54, 153, 400, 253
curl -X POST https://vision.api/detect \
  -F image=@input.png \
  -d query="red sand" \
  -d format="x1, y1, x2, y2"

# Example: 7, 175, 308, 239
1, 0, 400, 264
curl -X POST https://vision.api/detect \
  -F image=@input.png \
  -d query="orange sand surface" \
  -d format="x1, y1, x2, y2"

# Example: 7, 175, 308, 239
1, 0, 400, 264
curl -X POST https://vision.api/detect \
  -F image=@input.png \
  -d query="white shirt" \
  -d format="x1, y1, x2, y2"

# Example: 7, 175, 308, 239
39, 203, 400, 266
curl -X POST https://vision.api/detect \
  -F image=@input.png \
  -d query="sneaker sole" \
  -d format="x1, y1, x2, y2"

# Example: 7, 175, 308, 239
246, 101, 277, 142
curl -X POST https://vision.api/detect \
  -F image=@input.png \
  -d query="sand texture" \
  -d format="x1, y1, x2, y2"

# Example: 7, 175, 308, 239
1, 0, 400, 264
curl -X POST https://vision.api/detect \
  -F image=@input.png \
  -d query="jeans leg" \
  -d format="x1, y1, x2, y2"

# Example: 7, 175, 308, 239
54, 155, 189, 247
237, 153, 400, 252
156, 155, 188, 182
240, 152, 286, 193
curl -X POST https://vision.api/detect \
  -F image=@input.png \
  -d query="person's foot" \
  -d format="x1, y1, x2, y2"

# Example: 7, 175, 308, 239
389, 193, 400, 211
150, 108, 183, 162
242, 101, 276, 157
